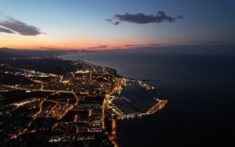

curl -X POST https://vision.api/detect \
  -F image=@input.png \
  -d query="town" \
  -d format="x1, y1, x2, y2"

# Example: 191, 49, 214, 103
0, 57, 167, 147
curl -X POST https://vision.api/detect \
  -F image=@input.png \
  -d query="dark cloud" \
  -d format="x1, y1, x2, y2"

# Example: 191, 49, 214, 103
124, 43, 164, 48
90, 45, 108, 49
107, 11, 183, 25
105, 19, 120, 25
124, 44, 138, 47
149, 43, 164, 46
0, 26, 14, 34
0, 17, 41, 36
112, 21, 120, 25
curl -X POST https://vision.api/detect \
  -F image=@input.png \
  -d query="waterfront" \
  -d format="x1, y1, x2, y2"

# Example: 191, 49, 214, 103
63, 46, 235, 146
0, 57, 167, 146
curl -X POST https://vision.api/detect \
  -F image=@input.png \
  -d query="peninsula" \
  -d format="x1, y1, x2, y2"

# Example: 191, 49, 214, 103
0, 56, 167, 147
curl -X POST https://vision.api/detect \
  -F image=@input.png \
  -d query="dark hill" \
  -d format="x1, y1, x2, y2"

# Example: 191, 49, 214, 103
0, 49, 19, 59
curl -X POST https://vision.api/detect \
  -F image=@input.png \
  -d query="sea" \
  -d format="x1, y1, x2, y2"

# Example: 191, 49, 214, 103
62, 45, 235, 147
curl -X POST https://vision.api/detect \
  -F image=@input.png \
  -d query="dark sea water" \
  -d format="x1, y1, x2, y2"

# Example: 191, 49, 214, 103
63, 46, 235, 147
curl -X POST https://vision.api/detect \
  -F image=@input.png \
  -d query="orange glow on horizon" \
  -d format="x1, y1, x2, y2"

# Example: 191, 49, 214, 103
0, 33, 179, 50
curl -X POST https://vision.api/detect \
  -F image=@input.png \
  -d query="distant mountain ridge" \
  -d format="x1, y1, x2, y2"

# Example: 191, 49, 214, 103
0, 48, 19, 59
0, 48, 91, 58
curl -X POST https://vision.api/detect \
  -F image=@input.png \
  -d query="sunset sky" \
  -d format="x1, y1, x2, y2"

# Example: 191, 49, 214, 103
0, 0, 234, 50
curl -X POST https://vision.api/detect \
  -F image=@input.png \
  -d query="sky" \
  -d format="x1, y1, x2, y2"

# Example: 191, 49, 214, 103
0, 0, 235, 50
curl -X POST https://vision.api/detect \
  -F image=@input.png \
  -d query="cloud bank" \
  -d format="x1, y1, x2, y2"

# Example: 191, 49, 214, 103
0, 16, 41, 36
106, 11, 183, 25
90, 45, 108, 49
124, 43, 165, 48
